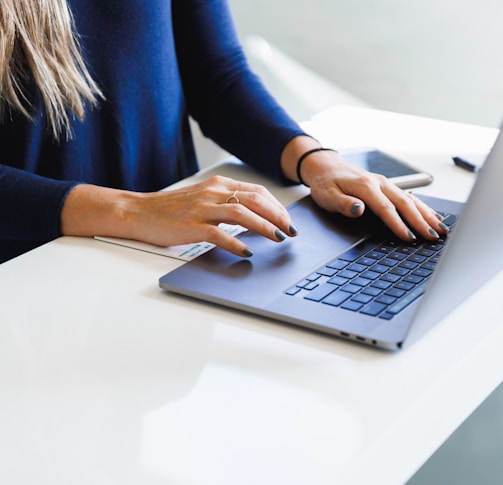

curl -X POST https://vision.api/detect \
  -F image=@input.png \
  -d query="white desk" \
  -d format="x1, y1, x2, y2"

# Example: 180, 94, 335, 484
1, 106, 502, 485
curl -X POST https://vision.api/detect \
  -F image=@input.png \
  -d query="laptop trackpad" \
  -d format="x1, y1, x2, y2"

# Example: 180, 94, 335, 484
160, 196, 385, 307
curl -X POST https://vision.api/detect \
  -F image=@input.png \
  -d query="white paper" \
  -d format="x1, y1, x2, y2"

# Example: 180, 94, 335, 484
95, 223, 247, 261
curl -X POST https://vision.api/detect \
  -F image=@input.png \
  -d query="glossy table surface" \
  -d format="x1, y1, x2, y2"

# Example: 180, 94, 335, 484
1, 106, 501, 485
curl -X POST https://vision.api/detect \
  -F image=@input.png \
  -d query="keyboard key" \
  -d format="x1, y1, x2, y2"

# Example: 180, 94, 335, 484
304, 284, 336, 302
374, 244, 394, 254
395, 246, 416, 255
380, 273, 401, 283
340, 283, 361, 294
322, 290, 351, 307
326, 259, 349, 270
356, 257, 378, 266
352, 277, 372, 287
375, 295, 397, 305
371, 280, 392, 290
422, 262, 436, 271
424, 242, 444, 251
385, 288, 406, 298
348, 263, 367, 272
404, 275, 423, 284
361, 270, 380, 280
407, 254, 427, 263
390, 267, 409, 276
367, 251, 386, 260
369, 264, 388, 274
387, 280, 429, 314
327, 275, 350, 286
399, 261, 419, 270
296, 279, 311, 288
417, 248, 435, 257
339, 269, 359, 279
395, 281, 415, 291
341, 300, 364, 312
352, 293, 373, 304
361, 286, 383, 297
388, 252, 407, 261
317, 267, 338, 277
379, 312, 395, 320
360, 302, 387, 316
412, 268, 433, 278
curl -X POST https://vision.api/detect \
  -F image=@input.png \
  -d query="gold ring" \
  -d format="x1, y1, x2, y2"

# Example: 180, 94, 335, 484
225, 190, 240, 204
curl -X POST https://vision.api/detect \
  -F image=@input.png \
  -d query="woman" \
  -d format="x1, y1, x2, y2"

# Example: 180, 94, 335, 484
0, 0, 448, 264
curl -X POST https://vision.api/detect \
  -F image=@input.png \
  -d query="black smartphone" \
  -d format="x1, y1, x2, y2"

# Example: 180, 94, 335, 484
340, 147, 433, 189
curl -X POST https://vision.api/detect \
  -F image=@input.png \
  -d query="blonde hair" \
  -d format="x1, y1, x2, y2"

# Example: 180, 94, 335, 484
0, 0, 102, 139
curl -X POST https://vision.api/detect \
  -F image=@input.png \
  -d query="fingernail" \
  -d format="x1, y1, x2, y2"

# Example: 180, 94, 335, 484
435, 212, 444, 220
351, 203, 362, 215
408, 230, 417, 241
275, 229, 287, 241
438, 222, 449, 231
289, 223, 299, 235
429, 228, 440, 238
242, 248, 254, 257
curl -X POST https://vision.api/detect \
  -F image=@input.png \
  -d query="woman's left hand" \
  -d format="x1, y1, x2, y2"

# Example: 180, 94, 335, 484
281, 136, 449, 241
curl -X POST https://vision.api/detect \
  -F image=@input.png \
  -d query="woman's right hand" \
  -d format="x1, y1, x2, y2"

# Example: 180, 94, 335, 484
60, 175, 298, 257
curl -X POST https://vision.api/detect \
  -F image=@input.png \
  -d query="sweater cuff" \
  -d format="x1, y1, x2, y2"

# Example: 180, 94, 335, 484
0, 164, 79, 241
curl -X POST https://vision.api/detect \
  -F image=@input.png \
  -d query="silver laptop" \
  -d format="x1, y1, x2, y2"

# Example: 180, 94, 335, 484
159, 126, 503, 350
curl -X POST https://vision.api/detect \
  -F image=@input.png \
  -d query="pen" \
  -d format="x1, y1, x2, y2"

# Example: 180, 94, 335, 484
452, 156, 479, 173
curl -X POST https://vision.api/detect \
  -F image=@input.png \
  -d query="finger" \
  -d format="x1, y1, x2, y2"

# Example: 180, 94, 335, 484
406, 192, 450, 235
214, 177, 286, 213
308, 180, 366, 218
366, 192, 418, 241
200, 224, 255, 258
221, 184, 298, 237
211, 201, 290, 243
380, 186, 447, 240
323, 192, 366, 218
228, 180, 286, 212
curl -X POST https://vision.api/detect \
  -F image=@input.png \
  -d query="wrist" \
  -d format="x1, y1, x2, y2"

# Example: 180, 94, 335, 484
280, 135, 321, 182
295, 147, 338, 187
60, 183, 140, 239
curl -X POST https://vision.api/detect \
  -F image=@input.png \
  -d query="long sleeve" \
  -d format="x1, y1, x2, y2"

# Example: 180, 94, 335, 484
0, 164, 77, 241
0, 0, 305, 263
172, 0, 306, 181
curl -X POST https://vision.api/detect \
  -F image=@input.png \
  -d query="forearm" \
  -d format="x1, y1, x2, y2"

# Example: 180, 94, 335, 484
60, 176, 299, 258
60, 183, 140, 239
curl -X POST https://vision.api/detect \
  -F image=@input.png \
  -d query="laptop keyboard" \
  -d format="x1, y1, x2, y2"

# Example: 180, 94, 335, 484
285, 213, 457, 320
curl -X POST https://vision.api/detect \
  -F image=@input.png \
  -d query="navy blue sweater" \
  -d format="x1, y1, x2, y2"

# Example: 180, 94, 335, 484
0, 0, 304, 262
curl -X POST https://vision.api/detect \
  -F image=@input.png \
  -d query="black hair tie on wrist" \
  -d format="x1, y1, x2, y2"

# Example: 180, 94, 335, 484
296, 147, 338, 187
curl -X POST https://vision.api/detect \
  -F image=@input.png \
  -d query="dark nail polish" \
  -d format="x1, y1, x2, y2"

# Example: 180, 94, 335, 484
242, 248, 254, 257
408, 230, 417, 241
351, 203, 362, 215
435, 212, 444, 221
289, 223, 299, 235
438, 222, 449, 231
429, 228, 440, 238
275, 229, 287, 241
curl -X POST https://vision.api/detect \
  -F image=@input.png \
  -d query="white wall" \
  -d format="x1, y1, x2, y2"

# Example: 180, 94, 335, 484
229, 0, 503, 127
